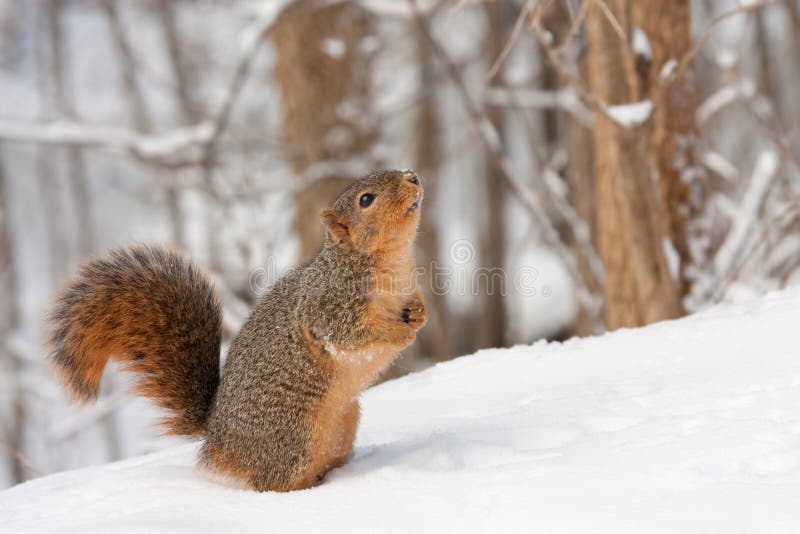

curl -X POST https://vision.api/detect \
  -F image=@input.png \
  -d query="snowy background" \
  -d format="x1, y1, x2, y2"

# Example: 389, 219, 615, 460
0, 0, 798, 516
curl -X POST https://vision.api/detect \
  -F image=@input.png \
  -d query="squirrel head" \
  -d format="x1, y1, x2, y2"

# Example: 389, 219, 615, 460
320, 169, 423, 256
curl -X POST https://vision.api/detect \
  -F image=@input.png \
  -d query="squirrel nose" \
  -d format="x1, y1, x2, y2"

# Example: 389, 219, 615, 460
403, 171, 420, 185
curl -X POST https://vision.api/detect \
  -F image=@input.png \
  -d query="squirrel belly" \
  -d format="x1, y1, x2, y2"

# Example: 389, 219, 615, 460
47, 169, 427, 492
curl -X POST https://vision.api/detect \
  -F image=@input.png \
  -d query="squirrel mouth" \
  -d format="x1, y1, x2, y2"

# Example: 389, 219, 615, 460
406, 191, 422, 213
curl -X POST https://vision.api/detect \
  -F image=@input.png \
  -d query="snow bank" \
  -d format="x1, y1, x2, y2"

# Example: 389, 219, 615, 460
3, 288, 800, 533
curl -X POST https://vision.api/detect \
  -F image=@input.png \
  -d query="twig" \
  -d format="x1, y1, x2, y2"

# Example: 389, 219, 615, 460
204, 13, 275, 158
200, 5, 285, 202
667, 0, 776, 86
555, 0, 590, 54
591, 0, 626, 42
711, 201, 800, 302
486, 0, 535, 80
529, 3, 629, 127
0, 441, 45, 479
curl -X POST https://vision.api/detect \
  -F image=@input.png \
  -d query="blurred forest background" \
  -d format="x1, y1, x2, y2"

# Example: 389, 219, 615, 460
0, 0, 798, 489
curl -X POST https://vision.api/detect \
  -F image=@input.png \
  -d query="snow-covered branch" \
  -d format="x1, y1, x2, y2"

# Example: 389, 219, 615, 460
0, 120, 214, 167
485, 87, 594, 127
707, 150, 781, 300
604, 100, 653, 128
358, 0, 439, 17
696, 79, 756, 126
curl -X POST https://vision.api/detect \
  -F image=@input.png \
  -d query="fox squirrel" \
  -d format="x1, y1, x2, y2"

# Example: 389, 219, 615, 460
48, 169, 426, 492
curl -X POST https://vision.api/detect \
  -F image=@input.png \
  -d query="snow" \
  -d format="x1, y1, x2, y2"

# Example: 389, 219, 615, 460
662, 237, 680, 281
605, 100, 653, 128
3, 287, 800, 533
632, 27, 652, 60
659, 59, 678, 81
321, 37, 347, 59
701, 150, 740, 181
715, 49, 738, 70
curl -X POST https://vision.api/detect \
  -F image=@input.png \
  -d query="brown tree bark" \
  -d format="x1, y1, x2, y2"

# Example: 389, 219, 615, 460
471, 1, 509, 350
565, 98, 600, 336
538, 1, 601, 335
271, 0, 377, 262
633, 0, 701, 296
413, 22, 453, 363
586, 0, 682, 329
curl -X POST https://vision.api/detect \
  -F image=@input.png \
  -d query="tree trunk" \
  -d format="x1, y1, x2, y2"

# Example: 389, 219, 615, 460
0, 147, 24, 485
271, 0, 377, 262
35, 2, 66, 284
586, 0, 682, 329
633, 0, 701, 297
565, 99, 599, 335
49, 0, 94, 258
539, 2, 602, 335
413, 21, 453, 363
471, 1, 508, 350
157, 0, 196, 249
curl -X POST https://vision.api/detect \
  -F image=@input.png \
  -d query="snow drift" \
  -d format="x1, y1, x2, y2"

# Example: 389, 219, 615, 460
2, 288, 800, 533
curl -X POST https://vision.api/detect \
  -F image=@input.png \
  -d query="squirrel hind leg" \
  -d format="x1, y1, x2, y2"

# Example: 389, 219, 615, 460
251, 472, 318, 493
328, 401, 360, 469
201, 441, 323, 493
198, 442, 257, 489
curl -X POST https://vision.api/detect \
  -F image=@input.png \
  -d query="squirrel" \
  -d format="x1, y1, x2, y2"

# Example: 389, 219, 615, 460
47, 169, 426, 492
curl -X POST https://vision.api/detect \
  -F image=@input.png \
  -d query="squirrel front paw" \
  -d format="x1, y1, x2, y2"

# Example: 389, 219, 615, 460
402, 295, 427, 331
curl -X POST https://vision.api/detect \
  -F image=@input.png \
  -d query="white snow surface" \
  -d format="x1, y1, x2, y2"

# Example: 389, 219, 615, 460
3, 288, 800, 533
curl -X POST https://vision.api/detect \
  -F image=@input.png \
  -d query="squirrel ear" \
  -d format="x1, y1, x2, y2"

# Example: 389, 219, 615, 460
320, 208, 349, 244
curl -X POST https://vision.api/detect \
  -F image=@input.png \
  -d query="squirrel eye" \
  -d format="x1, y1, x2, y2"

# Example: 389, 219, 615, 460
359, 193, 375, 208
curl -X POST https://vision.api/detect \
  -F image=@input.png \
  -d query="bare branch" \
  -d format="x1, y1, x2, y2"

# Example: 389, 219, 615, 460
529, 3, 642, 128
591, 0, 627, 42
486, 0, 535, 80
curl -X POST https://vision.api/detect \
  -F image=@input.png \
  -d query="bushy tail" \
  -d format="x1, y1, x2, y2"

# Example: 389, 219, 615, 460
48, 245, 222, 436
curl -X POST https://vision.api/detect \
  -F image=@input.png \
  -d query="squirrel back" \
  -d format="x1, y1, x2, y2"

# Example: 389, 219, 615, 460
48, 245, 222, 436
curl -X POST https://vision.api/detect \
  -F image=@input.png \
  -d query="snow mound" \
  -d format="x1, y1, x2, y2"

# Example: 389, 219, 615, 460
3, 288, 800, 533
